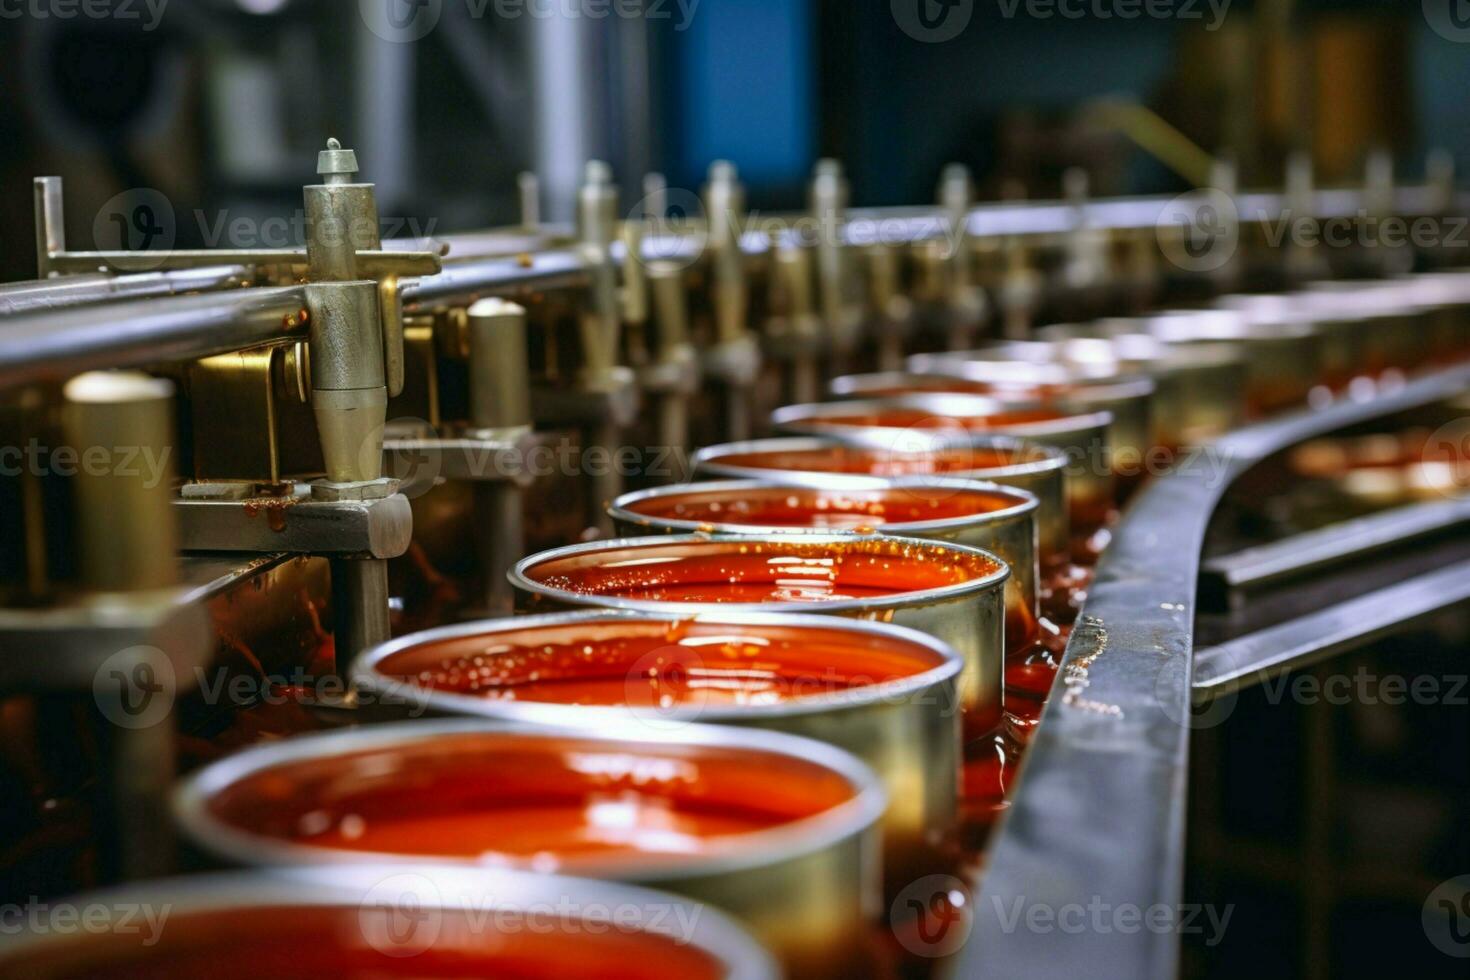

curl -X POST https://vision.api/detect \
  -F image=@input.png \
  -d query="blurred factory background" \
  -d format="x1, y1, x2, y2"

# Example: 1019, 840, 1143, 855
0, 0, 1465, 283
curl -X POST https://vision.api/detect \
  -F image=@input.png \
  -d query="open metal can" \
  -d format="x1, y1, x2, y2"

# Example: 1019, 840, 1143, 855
353, 610, 964, 910
608, 477, 1039, 647
510, 533, 1010, 737
173, 720, 883, 979
0, 865, 777, 979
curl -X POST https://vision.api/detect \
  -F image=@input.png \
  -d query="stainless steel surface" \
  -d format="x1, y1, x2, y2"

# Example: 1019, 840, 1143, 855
329, 556, 391, 669
0, 266, 251, 316
473, 481, 523, 617
305, 280, 388, 485
1193, 558, 1470, 701
1200, 496, 1470, 603
174, 492, 413, 559
962, 361, 1470, 980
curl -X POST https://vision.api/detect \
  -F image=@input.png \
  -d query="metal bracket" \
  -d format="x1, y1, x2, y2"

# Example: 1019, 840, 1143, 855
174, 490, 413, 559
1194, 558, 1470, 700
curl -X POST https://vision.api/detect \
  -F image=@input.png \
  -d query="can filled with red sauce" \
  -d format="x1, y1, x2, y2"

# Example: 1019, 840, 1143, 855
608, 478, 1039, 648
769, 394, 1115, 542
352, 611, 964, 906
889, 366, 1155, 495
174, 720, 884, 980
0, 866, 777, 980
692, 435, 1070, 567
510, 533, 1009, 737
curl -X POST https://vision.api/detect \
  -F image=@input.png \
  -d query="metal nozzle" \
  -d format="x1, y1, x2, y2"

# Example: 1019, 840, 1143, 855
306, 281, 387, 484
577, 160, 619, 247
318, 137, 360, 186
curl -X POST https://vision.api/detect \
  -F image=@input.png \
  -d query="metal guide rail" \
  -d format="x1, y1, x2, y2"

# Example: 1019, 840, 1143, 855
0, 184, 1458, 381
962, 363, 1470, 979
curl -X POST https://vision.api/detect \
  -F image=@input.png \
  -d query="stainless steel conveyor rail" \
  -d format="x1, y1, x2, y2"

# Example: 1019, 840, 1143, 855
961, 362, 1470, 980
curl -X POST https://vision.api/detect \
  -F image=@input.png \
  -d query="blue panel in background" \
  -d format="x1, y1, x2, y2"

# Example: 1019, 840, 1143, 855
669, 0, 813, 193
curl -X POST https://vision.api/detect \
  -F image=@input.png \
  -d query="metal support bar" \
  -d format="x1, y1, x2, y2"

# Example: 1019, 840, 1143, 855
329, 557, 391, 672
0, 287, 309, 390
1193, 559, 1470, 700
174, 494, 413, 559
0, 266, 252, 317
43, 248, 440, 278
1200, 496, 1470, 607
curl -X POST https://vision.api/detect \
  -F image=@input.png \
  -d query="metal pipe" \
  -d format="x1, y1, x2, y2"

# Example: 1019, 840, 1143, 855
401, 248, 589, 307
393, 187, 1459, 312
0, 286, 308, 390
472, 482, 521, 617
329, 556, 391, 672
33, 177, 64, 280
0, 266, 252, 317
44, 248, 438, 277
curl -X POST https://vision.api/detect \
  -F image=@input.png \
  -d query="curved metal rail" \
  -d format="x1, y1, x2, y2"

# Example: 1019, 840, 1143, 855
963, 363, 1470, 979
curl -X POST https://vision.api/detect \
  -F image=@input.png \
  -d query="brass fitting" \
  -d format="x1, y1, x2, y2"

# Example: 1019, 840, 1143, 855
63, 371, 179, 593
